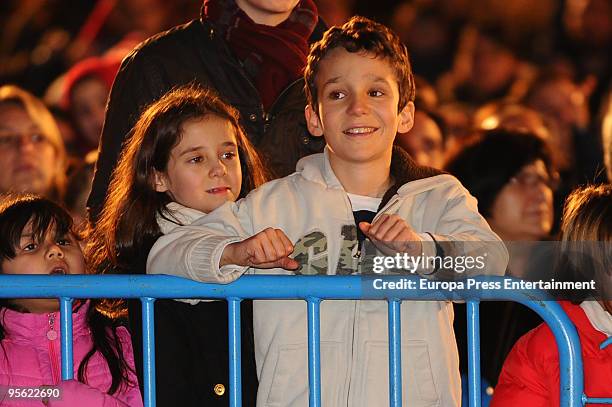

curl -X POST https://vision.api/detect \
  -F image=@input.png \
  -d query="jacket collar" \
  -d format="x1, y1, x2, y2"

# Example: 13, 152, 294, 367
295, 145, 455, 201
561, 301, 611, 352
1, 301, 90, 341
296, 147, 343, 190
581, 300, 612, 337
157, 202, 207, 234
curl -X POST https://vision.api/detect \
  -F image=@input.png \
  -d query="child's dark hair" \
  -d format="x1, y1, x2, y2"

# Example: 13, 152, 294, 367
87, 84, 269, 274
557, 184, 612, 302
304, 16, 415, 113
0, 194, 134, 395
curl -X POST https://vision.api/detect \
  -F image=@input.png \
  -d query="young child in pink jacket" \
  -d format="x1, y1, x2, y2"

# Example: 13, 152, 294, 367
0, 194, 142, 407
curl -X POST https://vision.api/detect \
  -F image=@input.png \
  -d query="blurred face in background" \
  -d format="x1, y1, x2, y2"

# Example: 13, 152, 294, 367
487, 159, 554, 241
470, 34, 517, 96
0, 103, 60, 197
528, 78, 589, 171
581, 0, 612, 47
396, 110, 444, 168
475, 104, 551, 143
71, 76, 108, 149
528, 78, 589, 131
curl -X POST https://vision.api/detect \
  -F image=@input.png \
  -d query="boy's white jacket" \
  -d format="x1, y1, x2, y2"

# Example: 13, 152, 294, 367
148, 149, 508, 407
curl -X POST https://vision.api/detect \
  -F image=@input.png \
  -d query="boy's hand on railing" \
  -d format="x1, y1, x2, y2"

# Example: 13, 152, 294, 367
221, 228, 299, 270
359, 214, 422, 256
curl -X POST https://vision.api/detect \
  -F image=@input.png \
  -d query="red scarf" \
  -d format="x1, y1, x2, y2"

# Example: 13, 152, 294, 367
204, 0, 318, 111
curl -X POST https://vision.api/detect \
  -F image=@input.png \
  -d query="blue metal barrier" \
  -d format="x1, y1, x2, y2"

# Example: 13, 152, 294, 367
0, 274, 610, 407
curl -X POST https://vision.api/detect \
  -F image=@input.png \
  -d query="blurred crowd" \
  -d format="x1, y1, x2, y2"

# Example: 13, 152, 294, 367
1, 0, 610, 230
0, 0, 611, 398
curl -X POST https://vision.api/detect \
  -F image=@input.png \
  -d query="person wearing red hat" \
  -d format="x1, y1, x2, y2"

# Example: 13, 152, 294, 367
62, 57, 120, 155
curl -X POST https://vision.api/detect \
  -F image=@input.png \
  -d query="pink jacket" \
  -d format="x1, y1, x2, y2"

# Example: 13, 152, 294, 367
0, 302, 142, 406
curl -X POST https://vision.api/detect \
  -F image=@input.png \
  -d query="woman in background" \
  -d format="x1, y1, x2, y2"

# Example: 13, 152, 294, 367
0, 85, 67, 202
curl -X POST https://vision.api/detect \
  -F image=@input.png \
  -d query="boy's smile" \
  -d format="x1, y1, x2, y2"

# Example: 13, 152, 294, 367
306, 48, 413, 174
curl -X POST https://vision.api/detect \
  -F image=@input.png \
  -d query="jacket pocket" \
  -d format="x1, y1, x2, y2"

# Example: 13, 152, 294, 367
265, 343, 307, 407
360, 340, 440, 407
264, 342, 341, 407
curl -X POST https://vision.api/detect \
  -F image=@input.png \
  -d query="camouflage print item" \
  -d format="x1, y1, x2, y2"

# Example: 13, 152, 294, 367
291, 230, 328, 275
291, 224, 368, 275
336, 224, 360, 275
359, 240, 383, 275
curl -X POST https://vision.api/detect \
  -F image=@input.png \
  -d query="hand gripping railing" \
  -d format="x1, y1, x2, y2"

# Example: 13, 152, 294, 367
0, 274, 609, 407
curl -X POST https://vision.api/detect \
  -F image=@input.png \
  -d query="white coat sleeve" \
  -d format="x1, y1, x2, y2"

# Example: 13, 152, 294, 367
423, 183, 509, 278
146, 200, 255, 283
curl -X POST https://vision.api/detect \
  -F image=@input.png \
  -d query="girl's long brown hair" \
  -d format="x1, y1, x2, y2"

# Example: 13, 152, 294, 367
86, 85, 269, 275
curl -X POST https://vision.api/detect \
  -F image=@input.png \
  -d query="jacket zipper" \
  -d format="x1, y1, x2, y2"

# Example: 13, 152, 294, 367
353, 196, 401, 262
345, 300, 359, 405
372, 196, 401, 223
47, 313, 60, 384
340, 192, 360, 405
348, 196, 401, 404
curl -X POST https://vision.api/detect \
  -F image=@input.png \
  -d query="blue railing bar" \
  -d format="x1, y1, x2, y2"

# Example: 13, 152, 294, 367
228, 298, 242, 407
467, 300, 481, 407
600, 337, 612, 350
537, 301, 583, 407
0, 274, 587, 407
0, 274, 369, 300
0, 274, 581, 300
0, 274, 595, 304
306, 297, 322, 407
60, 297, 74, 380
583, 397, 612, 404
141, 298, 156, 407
388, 299, 402, 407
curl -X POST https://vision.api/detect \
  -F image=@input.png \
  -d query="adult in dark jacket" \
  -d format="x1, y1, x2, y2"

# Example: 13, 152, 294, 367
88, 0, 326, 220
88, 1, 326, 406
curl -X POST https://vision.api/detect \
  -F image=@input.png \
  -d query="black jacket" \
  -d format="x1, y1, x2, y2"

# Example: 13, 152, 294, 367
89, 13, 326, 407
88, 16, 326, 219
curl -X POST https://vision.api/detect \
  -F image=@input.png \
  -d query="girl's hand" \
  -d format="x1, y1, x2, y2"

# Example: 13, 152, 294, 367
359, 214, 422, 256
221, 228, 299, 270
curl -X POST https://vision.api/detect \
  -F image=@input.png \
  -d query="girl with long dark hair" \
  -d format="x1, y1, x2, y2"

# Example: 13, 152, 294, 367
86, 85, 268, 406
0, 194, 141, 406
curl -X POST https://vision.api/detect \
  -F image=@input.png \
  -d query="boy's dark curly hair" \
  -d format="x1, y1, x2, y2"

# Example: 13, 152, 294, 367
304, 16, 415, 114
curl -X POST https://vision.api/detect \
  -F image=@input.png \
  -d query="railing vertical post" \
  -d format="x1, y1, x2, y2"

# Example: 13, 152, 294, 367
307, 297, 322, 407
388, 299, 402, 407
59, 297, 74, 380
467, 300, 481, 407
228, 298, 242, 407
141, 297, 156, 407
543, 301, 583, 407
